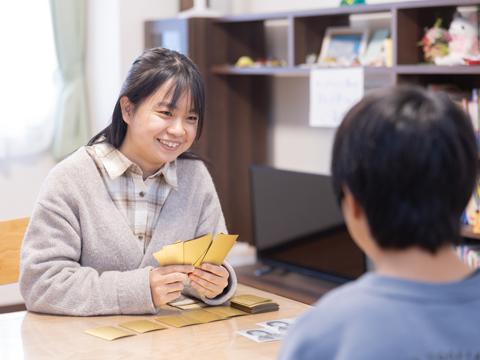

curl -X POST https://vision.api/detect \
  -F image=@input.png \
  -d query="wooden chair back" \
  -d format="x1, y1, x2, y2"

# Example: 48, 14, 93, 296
0, 218, 30, 285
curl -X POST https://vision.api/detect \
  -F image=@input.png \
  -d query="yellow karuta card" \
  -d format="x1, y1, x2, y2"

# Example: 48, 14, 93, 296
193, 247, 210, 268
156, 311, 223, 328
176, 303, 208, 310
230, 294, 271, 306
153, 249, 168, 267
118, 320, 167, 333
183, 310, 224, 323
163, 242, 184, 265
201, 234, 238, 266
84, 326, 136, 341
184, 234, 212, 266
155, 314, 201, 328
204, 306, 248, 318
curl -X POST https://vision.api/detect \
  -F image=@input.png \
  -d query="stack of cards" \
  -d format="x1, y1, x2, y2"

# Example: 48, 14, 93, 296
153, 233, 238, 268
229, 294, 279, 314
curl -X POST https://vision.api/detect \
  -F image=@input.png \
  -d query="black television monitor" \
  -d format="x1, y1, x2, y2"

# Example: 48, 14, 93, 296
250, 165, 365, 284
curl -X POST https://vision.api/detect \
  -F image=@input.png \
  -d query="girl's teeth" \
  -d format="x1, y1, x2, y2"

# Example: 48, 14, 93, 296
161, 140, 178, 148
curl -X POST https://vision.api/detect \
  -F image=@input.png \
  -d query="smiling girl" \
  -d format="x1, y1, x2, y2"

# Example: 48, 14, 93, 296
19, 48, 237, 316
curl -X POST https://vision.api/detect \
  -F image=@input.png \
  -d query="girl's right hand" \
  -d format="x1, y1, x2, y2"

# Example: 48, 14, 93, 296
149, 265, 194, 306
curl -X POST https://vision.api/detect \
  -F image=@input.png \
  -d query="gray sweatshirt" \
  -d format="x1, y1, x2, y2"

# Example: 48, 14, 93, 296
280, 271, 480, 360
19, 147, 237, 316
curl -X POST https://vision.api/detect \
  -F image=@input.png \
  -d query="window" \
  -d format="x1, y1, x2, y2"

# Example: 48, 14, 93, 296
0, 0, 57, 158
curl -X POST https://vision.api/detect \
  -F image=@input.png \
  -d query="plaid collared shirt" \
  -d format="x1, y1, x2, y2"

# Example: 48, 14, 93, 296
86, 141, 178, 253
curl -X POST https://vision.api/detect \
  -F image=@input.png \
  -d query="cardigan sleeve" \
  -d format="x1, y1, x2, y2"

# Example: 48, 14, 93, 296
19, 199, 156, 316
180, 163, 238, 305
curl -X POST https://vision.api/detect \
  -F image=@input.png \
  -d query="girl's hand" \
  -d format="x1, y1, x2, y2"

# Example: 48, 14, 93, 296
188, 263, 229, 298
149, 265, 194, 307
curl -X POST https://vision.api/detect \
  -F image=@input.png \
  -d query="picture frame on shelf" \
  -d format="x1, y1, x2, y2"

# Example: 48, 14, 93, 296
361, 29, 390, 66
318, 26, 369, 67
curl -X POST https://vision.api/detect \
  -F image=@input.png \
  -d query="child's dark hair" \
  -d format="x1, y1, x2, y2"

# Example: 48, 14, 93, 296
88, 47, 205, 160
331, 85, 478, 253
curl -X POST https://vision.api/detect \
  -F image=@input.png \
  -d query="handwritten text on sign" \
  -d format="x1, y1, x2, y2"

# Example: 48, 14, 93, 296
309, 67, 364, 128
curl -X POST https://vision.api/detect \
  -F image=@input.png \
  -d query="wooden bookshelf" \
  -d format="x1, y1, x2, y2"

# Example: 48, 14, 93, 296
146, 0, 480, 244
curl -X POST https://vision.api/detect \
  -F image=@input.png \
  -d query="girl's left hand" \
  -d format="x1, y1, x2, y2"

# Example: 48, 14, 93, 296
189, 263, 229, 298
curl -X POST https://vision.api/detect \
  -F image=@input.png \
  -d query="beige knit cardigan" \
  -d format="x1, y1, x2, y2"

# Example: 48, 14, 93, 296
19, 148, 237, 316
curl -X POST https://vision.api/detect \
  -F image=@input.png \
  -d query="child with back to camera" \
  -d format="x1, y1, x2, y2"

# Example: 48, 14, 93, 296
280, 85, 480, 359
19, 47, 237, 316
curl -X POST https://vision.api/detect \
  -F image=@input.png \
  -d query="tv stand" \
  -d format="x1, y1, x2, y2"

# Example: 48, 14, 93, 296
253, 265, 275, 276
235, 263, 340, 304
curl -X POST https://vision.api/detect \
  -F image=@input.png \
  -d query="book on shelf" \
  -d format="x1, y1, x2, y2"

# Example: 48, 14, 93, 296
456, 244, 480, 269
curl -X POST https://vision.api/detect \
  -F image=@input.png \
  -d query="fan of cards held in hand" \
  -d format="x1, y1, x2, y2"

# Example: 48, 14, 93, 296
153, 233, 238, 268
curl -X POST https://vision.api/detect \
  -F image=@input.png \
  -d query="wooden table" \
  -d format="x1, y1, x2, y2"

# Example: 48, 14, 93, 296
0, 284, 311, 360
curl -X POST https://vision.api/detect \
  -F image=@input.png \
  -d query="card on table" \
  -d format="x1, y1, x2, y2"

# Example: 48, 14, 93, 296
204, 306, 248, 318
229, 294, 272, 306
84, 326, 136, 341
256, 318, 296, 334
155, 310, 224, 328
167, 295, 207, 310
237, 328, 285, 343
118, 320, 167, 333
230, 294, 280, 314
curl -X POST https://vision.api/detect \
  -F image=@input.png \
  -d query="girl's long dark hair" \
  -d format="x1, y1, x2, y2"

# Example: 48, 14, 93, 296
88, 47, 205, 161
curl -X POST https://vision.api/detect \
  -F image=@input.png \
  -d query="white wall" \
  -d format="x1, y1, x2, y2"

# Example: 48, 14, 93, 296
88, 0, 179, 135
87, 0, 122, 135
119, 0, 179, 82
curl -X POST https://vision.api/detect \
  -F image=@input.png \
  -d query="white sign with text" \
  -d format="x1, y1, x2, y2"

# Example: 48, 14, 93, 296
309, 67, 364, 128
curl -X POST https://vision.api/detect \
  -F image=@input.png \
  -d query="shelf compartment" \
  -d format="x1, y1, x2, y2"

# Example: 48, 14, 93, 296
461, 223, 480, 241
397, 73, 480, 90
292, 14, 350, 66
211, 20, 267, 67
396, 5, 458, 66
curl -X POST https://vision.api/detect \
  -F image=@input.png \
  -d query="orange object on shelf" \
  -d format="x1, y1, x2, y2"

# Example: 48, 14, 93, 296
473, 210, 480, 234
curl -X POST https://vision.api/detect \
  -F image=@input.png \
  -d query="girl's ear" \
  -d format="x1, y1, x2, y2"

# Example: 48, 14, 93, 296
120, 96, 134, 124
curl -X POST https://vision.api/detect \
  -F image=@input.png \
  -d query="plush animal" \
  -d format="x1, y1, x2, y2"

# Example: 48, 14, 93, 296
435, 13, 479, 66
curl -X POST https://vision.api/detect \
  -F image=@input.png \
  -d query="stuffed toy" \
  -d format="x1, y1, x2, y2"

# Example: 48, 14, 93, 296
435, 13, 479, 66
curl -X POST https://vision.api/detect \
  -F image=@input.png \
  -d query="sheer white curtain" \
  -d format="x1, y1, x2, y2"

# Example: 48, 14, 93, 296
50, 0, 89, 160
0, 1, 58, 159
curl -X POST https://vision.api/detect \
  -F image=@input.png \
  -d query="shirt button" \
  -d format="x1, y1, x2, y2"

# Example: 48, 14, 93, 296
139, 191, 145, 197
138, 235, 143, 240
